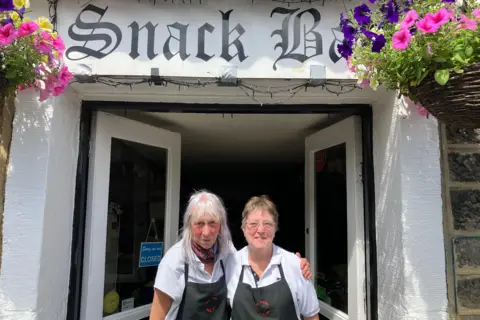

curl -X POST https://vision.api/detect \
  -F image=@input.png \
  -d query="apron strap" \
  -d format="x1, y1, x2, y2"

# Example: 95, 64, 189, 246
220, 260, 225, 277
277, 264, 286, 280
239, 265, 246, 282
184, 263, 189, 283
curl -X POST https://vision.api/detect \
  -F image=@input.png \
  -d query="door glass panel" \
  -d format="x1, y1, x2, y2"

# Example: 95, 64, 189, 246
103, 138, 167, 317
314, 143, 348, 316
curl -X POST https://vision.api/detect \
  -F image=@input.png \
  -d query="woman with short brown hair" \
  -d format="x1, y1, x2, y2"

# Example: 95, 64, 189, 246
226, 195, 320, 320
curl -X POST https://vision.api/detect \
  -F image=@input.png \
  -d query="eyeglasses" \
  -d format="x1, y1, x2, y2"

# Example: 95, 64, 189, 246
245, 221, 275, 231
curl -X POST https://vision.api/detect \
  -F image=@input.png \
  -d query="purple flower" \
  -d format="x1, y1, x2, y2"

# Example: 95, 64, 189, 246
0, 0, 14, 12
385, 1, 400, 23
372, 34, 386, 52
340, 13, 349, 28
354, 4, 371, 26
1, 17, 12, 26
369, 0, 377, 3
403, 0, 414, 10
442, 0, 455, 2
338, 39, 353, 58
361, 29, 377, 39
17, 6, 25, 18
342, 24, 357, 40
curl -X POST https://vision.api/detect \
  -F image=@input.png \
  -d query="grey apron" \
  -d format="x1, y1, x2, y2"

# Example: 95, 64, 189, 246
175, 260, 228, 320
231, 264, 299, 319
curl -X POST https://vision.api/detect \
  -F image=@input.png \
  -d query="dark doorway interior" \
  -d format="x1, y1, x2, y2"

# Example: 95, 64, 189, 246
179, 162, 306, 255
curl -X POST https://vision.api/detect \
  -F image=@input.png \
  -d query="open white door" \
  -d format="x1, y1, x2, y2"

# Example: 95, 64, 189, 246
81, 112, 181, 320
305, 116, 365, 320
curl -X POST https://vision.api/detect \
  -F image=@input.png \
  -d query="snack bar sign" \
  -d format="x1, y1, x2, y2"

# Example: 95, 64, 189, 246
58, 0, 352, 79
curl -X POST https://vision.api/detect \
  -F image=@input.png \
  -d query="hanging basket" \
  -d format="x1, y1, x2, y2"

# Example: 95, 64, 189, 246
412, 62, 480, 128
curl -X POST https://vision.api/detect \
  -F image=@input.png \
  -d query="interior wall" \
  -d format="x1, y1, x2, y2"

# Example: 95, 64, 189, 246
179, 162, 306, 255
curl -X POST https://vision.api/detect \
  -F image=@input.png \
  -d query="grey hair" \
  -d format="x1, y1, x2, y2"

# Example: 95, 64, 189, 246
180, 190, 232, 265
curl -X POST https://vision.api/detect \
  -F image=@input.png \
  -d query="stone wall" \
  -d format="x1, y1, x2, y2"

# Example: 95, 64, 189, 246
441, 125, 480, 319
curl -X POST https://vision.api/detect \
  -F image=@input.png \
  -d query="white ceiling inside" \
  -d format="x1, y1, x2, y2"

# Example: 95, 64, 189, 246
116, 111, 333, 163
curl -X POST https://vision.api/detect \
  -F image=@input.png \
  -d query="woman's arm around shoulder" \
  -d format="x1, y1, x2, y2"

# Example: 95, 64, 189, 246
282, 250, 320, 320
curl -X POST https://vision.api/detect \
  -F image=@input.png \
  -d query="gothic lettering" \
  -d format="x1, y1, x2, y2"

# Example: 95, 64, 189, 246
329, 27, 342, 64
129, 22, 158, 60
270, 7, 322, 70
197, 23, 215, 61
66, 5, 341, 70
66, 4, 122, 61
163, 22, 190, 61
219, 10, 248, 62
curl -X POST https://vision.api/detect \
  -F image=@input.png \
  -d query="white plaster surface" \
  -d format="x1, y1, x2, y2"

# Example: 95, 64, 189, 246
372, 91, 448, 320
0, 88, 81, 320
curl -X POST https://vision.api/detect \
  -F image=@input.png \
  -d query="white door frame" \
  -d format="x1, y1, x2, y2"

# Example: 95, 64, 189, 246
80, 111, 181, 320
305, 116, 366, 320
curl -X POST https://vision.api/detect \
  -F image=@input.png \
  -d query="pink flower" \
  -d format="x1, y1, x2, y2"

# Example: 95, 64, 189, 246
400, 10, 418, 29
0, 24, 16, 46
52, 36, 65, 54
35, 41, 51, 54
447, 8, 456, 20
417, 104, 429, 117
34, 34, 52, 54
416, 18, 440, 33
472, 8, 480, 19
39, 88, 51, 101
40, 31, 54, 42
392, 29, 411, 50
358, 79, 370, 88
458, 14, 478, 30
425, 8, 450, 27
17, 21, 39, 38
347, 56, 355, 72
57, 65, 73, 86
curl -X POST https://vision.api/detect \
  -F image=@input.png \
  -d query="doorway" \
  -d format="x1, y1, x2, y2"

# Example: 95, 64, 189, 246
69, 104, 375, 320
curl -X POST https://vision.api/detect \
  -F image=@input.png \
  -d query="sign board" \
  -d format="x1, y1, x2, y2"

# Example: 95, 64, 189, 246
58, 0, 356, 79
121, 298, 135, 311
139, 242, 163, 268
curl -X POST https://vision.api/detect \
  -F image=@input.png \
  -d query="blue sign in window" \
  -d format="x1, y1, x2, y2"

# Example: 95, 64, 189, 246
139, 242, 164, 268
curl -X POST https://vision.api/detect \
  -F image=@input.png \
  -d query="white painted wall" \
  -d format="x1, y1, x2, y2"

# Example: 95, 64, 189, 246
372, 91, 448, 319
0, 88, 450, 320
0, 88, 81, 320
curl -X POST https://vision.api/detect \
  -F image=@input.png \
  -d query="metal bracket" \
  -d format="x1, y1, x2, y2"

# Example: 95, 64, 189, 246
150, 67, 163, 86
309, 64, 327, 87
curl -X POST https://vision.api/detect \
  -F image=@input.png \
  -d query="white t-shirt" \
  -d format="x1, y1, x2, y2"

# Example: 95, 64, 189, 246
153, 239, 237, 319
225, 245, 320, 319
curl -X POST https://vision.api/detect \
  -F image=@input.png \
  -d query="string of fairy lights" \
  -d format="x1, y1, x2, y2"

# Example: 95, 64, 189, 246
46, 0, 360, 105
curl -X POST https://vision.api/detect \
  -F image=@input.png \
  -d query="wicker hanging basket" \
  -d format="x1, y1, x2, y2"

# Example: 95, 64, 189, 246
412, 62, 480, 128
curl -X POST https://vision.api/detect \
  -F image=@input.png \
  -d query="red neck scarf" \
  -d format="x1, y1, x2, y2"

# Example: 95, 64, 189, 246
191, 241, 217, 264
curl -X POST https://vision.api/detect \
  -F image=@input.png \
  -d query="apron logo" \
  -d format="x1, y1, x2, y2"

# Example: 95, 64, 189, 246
255, 300, 271, 317
205, 296, 218, 313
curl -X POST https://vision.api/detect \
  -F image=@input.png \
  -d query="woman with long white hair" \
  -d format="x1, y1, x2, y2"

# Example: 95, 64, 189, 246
149, 190, 310, 320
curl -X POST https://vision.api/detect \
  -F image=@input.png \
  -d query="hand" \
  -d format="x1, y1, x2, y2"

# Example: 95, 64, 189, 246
296, 252, 312, 280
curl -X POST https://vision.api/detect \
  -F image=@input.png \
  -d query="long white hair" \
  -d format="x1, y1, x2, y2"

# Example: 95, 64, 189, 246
180, 190, 232, 265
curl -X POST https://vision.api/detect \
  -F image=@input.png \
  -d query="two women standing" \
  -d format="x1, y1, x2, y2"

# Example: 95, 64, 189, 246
149, 191, 319, 320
